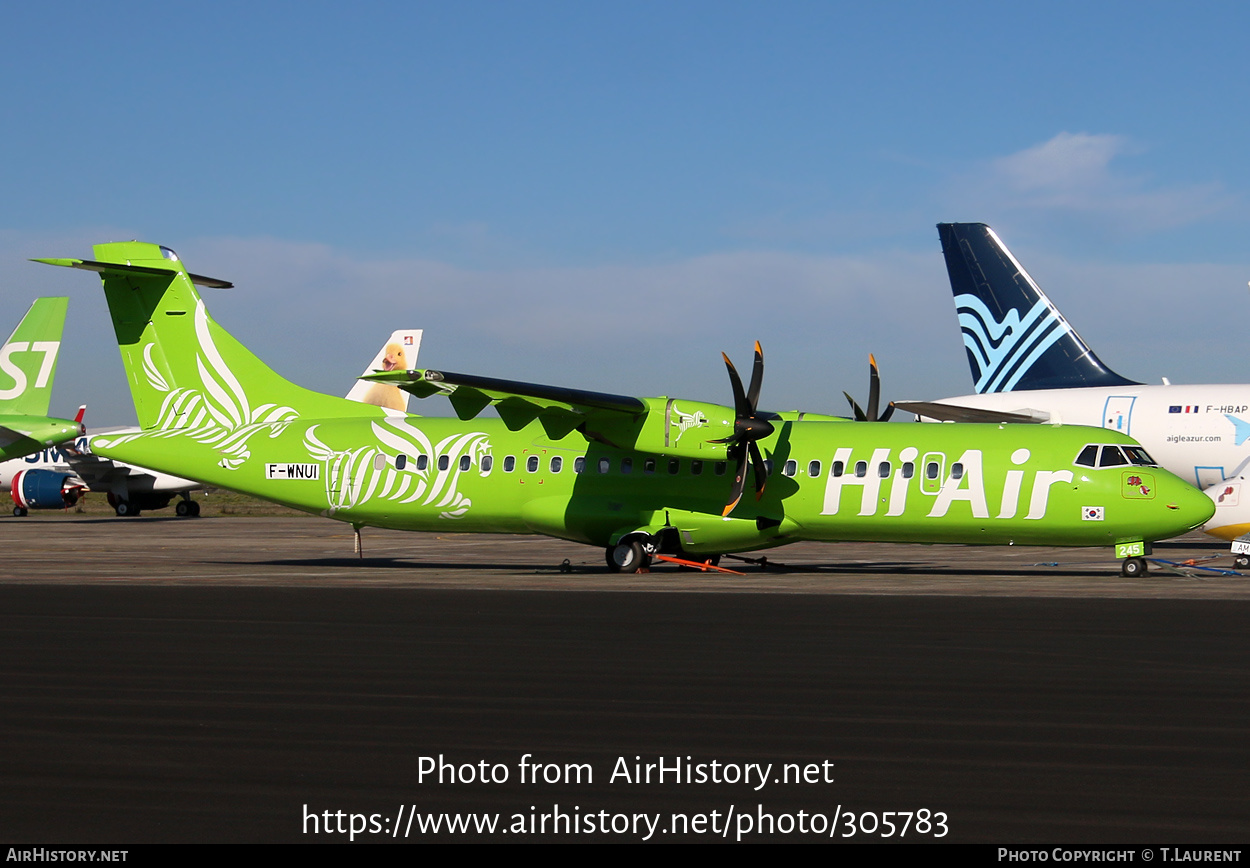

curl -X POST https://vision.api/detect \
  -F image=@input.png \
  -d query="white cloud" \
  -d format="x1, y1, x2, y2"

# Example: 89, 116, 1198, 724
952, 132, 1233, 232
993, 132, 1130, 194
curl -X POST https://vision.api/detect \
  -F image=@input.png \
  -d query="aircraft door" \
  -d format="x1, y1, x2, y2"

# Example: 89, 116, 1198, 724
920, 452, 945, 496
1102, 396, 1137, 435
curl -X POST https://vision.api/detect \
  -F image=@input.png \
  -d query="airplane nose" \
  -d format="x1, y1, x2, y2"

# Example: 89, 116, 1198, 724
1200, 476, 1250, 541
1167, 477, 1216, 531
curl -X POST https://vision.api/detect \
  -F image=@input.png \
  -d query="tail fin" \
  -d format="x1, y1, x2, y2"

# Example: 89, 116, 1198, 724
0, 297, 68, 415
345, 329, 422, 411
36, 243, 379, 435
936, 223, 1138, 393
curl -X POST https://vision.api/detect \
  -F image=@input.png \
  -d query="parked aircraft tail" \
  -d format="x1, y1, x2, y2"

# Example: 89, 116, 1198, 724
36, 243, 382, 440
936, 223, 1138, 393
345, 330, 422, 411
0, 297, 68, 416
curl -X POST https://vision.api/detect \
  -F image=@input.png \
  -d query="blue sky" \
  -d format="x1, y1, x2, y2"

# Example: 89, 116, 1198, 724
3, 1, 1248, 423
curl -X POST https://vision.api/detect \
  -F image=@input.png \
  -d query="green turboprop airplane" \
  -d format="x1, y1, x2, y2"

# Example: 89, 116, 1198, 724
39, 242, 1214, 576
0, 297, 83, 462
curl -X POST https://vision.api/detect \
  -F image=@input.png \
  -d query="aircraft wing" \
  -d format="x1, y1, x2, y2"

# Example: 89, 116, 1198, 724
361, 369, 647, 433
894, 401, 1051, 424
62, 450, 132, 489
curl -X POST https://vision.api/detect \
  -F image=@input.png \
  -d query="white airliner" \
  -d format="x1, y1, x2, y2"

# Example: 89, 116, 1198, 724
3, 330, 422, 517
896, 223, 1250, 559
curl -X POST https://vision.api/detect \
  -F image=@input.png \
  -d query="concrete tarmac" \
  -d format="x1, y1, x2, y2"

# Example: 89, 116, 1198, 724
1, 515, 1247, 844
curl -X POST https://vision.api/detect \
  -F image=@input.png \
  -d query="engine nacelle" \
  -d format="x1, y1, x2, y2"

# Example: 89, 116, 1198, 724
11, 470, 81, 510
583, 398, 735, 461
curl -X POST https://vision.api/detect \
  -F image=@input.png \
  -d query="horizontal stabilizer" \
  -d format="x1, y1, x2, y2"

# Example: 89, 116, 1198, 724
32, 258, 233, 289
894, 401, 1051, 424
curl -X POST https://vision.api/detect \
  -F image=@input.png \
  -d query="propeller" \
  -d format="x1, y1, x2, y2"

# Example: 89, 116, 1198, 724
711, 341, 775, 516
842, 354, 896, 422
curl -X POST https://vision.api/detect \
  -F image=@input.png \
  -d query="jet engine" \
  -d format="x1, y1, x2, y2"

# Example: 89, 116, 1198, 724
11, 469, 82, 514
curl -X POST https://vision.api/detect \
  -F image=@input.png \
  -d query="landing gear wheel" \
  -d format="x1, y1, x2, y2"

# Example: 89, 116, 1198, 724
189, 500, 201, 516
12, 506, 27, 517
114, 500, 139, 517
1235, 555, 1250, 570
1121, 557, 1148, 577
606, 541, 650, 573
175, 500, 195, 517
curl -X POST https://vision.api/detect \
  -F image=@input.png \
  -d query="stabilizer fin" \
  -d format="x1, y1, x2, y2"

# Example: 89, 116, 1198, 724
936, 223, 1139, 393
0, 297, 68, 416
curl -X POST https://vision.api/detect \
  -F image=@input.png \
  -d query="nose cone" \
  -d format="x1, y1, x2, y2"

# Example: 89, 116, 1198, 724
1200, 477, 1250, 541
1168, 476, 1217, 532
1132, 472, 1215, 541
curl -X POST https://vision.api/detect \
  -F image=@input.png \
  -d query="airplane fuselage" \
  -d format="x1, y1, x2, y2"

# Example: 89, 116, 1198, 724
92, 413, 1213, 555
926, 385, 1250, 489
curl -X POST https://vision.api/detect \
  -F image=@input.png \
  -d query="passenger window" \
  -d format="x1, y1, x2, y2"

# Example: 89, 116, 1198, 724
764, 459, 774, 476
417, 454, 429, 471
854, 461, 867, 478
395, 454, 408, 470
550, 456, 562, 473
621, 457, 633, 474
692, 460, 704, 476
644, 458, 656, 474
668, 459, 680, 475
1075, 445, 1099, 467
598, 457, 611, 474
480, 455, 493, 473
715, 462, 727, 476
503, 456, 516, 472
808, 460, 821, 477
878, 461, 891, 478
925, 462, 939, 479
902, 462, 914, 479
783, 459, 797, 477
573, 456, 585, 473
527, 455, 539, 473
831, 461, 844, 478
458, 455, 471, 471
438, 455, 449, 471
951, 463, 963, 479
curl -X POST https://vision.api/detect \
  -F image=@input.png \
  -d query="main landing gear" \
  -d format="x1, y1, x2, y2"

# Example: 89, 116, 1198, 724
606, 539, 651, 573
174, 498, 201, 517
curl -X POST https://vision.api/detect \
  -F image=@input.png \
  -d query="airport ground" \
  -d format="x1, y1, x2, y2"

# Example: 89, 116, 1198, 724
1, 508, 1247, 844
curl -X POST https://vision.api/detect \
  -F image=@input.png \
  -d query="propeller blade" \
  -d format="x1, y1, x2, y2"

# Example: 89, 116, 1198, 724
843, 391, 866, 422
748, 440, 768, 500
722, 352, 751, 418
879, 402, 896, 423
868, 354, 881, 422
746, 341, 764, 411
717, 342, 771, 514
722, 445, 748, 517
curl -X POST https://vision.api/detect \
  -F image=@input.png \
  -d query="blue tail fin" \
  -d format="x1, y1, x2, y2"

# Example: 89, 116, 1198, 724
936, 223, 1138, 393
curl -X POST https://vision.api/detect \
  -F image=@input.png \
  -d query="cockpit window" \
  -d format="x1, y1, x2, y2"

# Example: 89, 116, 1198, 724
1122, 445, 1158, 467
159, 246, 179, 261
1075, 444, 1099, 467
1098, 446, 1129, 467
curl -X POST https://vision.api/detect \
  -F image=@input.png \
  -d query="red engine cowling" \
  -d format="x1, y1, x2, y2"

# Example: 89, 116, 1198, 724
11, 469, 82, 510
